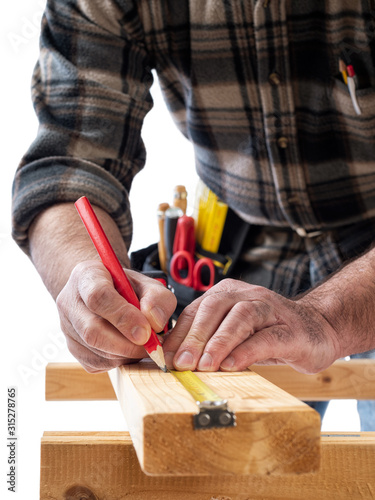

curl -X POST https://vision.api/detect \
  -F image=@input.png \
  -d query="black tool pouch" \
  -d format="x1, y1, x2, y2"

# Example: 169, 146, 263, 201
130, 209, 250, 319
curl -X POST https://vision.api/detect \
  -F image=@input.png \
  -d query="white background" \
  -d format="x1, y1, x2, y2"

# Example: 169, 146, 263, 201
1, 1, 359, 498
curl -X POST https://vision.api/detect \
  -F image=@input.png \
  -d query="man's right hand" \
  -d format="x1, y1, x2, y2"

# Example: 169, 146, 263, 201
28, 203, 176, 373
56, 260, 176, 372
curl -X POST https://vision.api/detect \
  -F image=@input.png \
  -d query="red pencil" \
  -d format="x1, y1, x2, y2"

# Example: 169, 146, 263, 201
75, 196, 167, 372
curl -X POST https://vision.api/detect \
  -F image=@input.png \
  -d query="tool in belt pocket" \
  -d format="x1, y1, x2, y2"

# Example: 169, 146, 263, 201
131, 208, 251, 320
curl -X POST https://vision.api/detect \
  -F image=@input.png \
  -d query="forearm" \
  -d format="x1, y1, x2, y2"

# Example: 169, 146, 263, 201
298, 245, 375, 357
28, 203, 130, 300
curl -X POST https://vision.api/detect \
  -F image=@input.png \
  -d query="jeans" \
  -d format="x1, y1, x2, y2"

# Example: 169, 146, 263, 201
351, 349, 375, 431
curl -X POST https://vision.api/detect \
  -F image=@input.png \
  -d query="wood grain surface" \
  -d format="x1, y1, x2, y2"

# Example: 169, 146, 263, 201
45, 360, 375, 401
40, 431, 375, 500
108, 360, 320, 476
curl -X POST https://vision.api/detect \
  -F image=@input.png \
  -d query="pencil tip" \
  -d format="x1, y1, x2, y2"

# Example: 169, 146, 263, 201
148, 345, 169, 372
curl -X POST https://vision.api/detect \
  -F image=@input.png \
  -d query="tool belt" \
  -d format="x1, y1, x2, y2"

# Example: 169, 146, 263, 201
130, 209, 251, 319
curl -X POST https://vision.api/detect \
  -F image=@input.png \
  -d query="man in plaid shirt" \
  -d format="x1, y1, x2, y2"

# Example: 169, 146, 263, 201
12, 0, 375, 428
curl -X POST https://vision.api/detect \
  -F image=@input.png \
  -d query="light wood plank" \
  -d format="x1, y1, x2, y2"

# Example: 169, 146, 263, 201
45, 362, 116, 400
45, 360, 375, 402
40, 431, 375, 500
108, 360, 320, 476
252, 359, 375, 400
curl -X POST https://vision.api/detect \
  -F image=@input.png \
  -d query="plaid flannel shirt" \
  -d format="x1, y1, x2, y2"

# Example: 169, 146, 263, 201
11, 0, 375, 295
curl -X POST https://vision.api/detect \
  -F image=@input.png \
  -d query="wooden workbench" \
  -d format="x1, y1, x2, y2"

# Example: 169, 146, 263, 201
41, 360, 375, 499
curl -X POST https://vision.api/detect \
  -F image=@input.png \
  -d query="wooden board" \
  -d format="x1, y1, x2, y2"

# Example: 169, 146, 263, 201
45, 362, 116, 400
252, 359, 375, 401
108, 360, 320, 476
45, 360, 375, 401
40, 431, 375, 500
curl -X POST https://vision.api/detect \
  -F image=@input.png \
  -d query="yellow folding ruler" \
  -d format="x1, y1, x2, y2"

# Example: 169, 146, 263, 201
170, 370, 236, 430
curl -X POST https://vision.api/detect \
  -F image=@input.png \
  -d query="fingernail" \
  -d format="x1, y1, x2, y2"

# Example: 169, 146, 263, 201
175, 350, 194, 370
164, 351, 174, 369
220, 355, 235, 370
131, 326, 149, 345
150, 306, 166, 330
198, 352, 213, 371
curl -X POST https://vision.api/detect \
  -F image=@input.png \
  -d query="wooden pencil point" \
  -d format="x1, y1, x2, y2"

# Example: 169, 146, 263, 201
147, 344, 167, 372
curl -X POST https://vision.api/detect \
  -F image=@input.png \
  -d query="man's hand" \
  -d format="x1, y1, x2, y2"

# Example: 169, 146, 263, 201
28, 203, 176, 373
163, 279, 342, 374
57, 261, 176, 372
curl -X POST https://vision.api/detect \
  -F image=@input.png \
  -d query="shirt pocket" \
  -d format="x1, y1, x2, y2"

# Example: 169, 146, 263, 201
330, 76, 375, 160
331, 77, 375, 118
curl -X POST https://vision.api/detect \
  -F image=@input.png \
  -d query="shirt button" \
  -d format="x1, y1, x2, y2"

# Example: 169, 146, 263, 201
269, 72, 281, 85
277, 136, 288, 149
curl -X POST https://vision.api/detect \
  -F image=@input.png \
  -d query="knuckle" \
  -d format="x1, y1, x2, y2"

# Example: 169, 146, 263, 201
231, 301, 253, 323
81, 358, 120, 373
252, 300, 272, 320
178, 302, 197, 324
215, 279, 271, 297
199, 293, 221, 315
247, 283, 274, 298
111, 306, 135, 333
210, 334, 231, 352
56, 292, 65, 312
269, 325, 292, 343
58, 316, 69, 338
71, 261, 96, 285
221, 278, 239, 288
234, 300, 273, 325
71, 261, 86, 277
183, 330, 207, 349
214, 278, 239, 294
85, 285, 113, 312
80, 317, 104, 348
254, 330, 274, 350
56, 287, 72, 314
66, 338, 78, 358
73, 259, 98, 275
159, 287, 177, 313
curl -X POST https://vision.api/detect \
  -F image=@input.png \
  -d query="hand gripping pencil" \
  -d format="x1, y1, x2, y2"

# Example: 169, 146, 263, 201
75, 196, 167, 372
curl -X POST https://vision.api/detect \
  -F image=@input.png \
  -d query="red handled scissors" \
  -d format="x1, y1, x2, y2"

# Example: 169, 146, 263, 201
170, 250, 215, 291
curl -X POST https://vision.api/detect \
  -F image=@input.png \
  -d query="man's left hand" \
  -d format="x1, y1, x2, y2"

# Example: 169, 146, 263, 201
163, 278, 341, 374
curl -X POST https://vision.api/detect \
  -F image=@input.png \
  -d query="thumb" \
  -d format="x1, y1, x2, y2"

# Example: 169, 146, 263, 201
128, 271, 177, 332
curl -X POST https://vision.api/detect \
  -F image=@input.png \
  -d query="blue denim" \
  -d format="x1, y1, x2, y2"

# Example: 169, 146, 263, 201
350, 349, 375, 431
